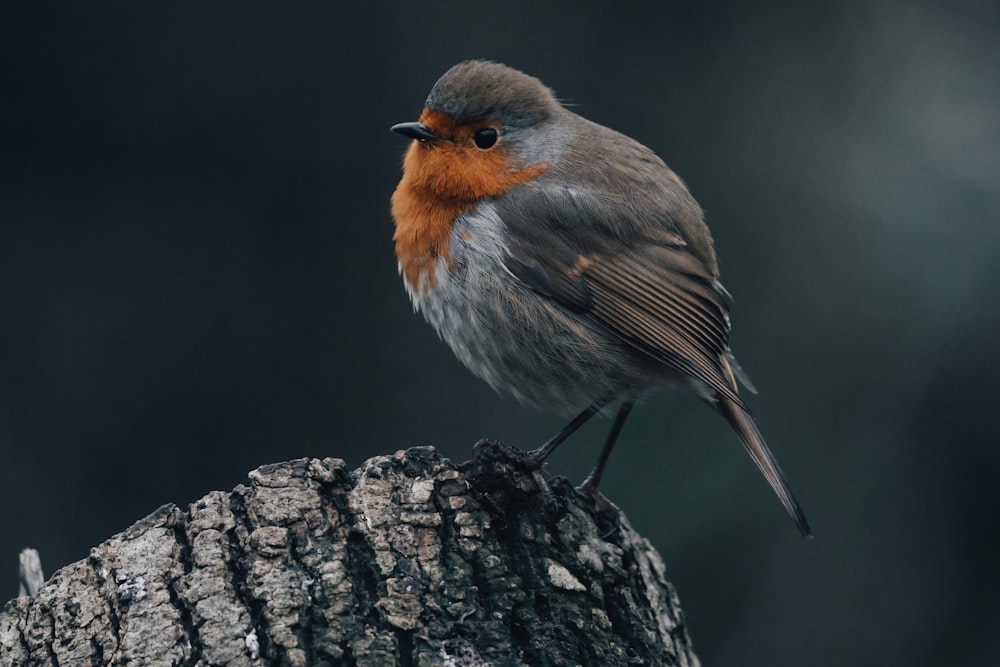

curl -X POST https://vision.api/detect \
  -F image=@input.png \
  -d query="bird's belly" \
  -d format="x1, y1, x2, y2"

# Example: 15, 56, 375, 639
407, 239, 652, 414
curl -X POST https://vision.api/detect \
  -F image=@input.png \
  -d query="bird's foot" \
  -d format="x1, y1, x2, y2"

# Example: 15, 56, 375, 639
576, 481, 620, 514
474, 438, 559, 508
576, 478, 623, 539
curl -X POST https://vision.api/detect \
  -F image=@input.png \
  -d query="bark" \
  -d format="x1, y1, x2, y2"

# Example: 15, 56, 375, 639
0, 445, 699, 666
18, 550, 44, 599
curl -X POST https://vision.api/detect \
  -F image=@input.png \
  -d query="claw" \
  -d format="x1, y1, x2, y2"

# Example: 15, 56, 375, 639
531, 470, 560, 509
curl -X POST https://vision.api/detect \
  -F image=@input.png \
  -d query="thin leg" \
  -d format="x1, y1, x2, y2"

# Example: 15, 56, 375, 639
519, 397, 611, 468
578, 400, 634, 496
478, 397, 612, 507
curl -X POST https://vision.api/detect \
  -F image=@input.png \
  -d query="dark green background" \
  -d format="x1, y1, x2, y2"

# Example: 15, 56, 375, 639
2, 1, 997, 664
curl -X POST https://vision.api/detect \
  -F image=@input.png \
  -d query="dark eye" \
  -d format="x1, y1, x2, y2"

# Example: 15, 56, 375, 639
473, 128, 498, 149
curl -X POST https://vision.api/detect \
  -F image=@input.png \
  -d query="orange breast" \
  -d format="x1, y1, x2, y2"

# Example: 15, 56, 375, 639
391, 109, 549, 293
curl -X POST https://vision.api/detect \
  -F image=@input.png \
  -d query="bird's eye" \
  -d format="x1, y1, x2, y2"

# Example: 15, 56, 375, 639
473, 128, 498, 149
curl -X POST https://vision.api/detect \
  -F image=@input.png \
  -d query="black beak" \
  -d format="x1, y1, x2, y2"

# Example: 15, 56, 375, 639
391, 121, 439, 142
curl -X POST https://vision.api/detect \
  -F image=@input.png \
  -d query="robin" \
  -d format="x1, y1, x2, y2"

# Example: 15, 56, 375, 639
390, 60, 811, 537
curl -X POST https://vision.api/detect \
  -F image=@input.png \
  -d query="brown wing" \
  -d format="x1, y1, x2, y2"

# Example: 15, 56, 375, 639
503, 233, 743, 406
493, 160, 741, 398
583, 243, 744, 405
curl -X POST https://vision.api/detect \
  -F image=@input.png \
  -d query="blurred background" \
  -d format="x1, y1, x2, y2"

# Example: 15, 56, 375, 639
2, 0, 997, 664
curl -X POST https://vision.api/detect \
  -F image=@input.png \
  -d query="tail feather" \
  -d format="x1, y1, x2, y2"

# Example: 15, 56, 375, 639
717, 397, 812, 538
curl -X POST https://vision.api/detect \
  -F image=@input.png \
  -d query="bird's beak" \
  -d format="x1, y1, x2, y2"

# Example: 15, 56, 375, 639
390, 121, 439, 142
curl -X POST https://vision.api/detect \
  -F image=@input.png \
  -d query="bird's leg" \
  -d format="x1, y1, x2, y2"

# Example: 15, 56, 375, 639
578, 401, 634, 506
522, 398, 610, 467
483, 398, 610, 504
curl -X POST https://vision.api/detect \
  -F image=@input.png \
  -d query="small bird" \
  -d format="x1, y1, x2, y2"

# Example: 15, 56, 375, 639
390, 60, 811, 537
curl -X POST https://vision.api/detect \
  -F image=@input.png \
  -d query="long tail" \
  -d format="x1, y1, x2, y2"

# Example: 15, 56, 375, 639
717, 397, 812, 538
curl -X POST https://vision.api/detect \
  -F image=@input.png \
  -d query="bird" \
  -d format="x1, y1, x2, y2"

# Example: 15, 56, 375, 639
389, 60, 811, 537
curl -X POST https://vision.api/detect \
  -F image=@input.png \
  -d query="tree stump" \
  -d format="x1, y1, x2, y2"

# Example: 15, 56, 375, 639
0, 445, 699, 666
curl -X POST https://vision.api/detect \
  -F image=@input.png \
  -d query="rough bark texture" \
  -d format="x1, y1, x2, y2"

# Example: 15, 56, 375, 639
0, 445, 699, 666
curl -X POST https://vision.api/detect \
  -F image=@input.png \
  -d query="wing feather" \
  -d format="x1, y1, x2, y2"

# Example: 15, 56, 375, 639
589, 251, 728, 353
586, 254, 743, 405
